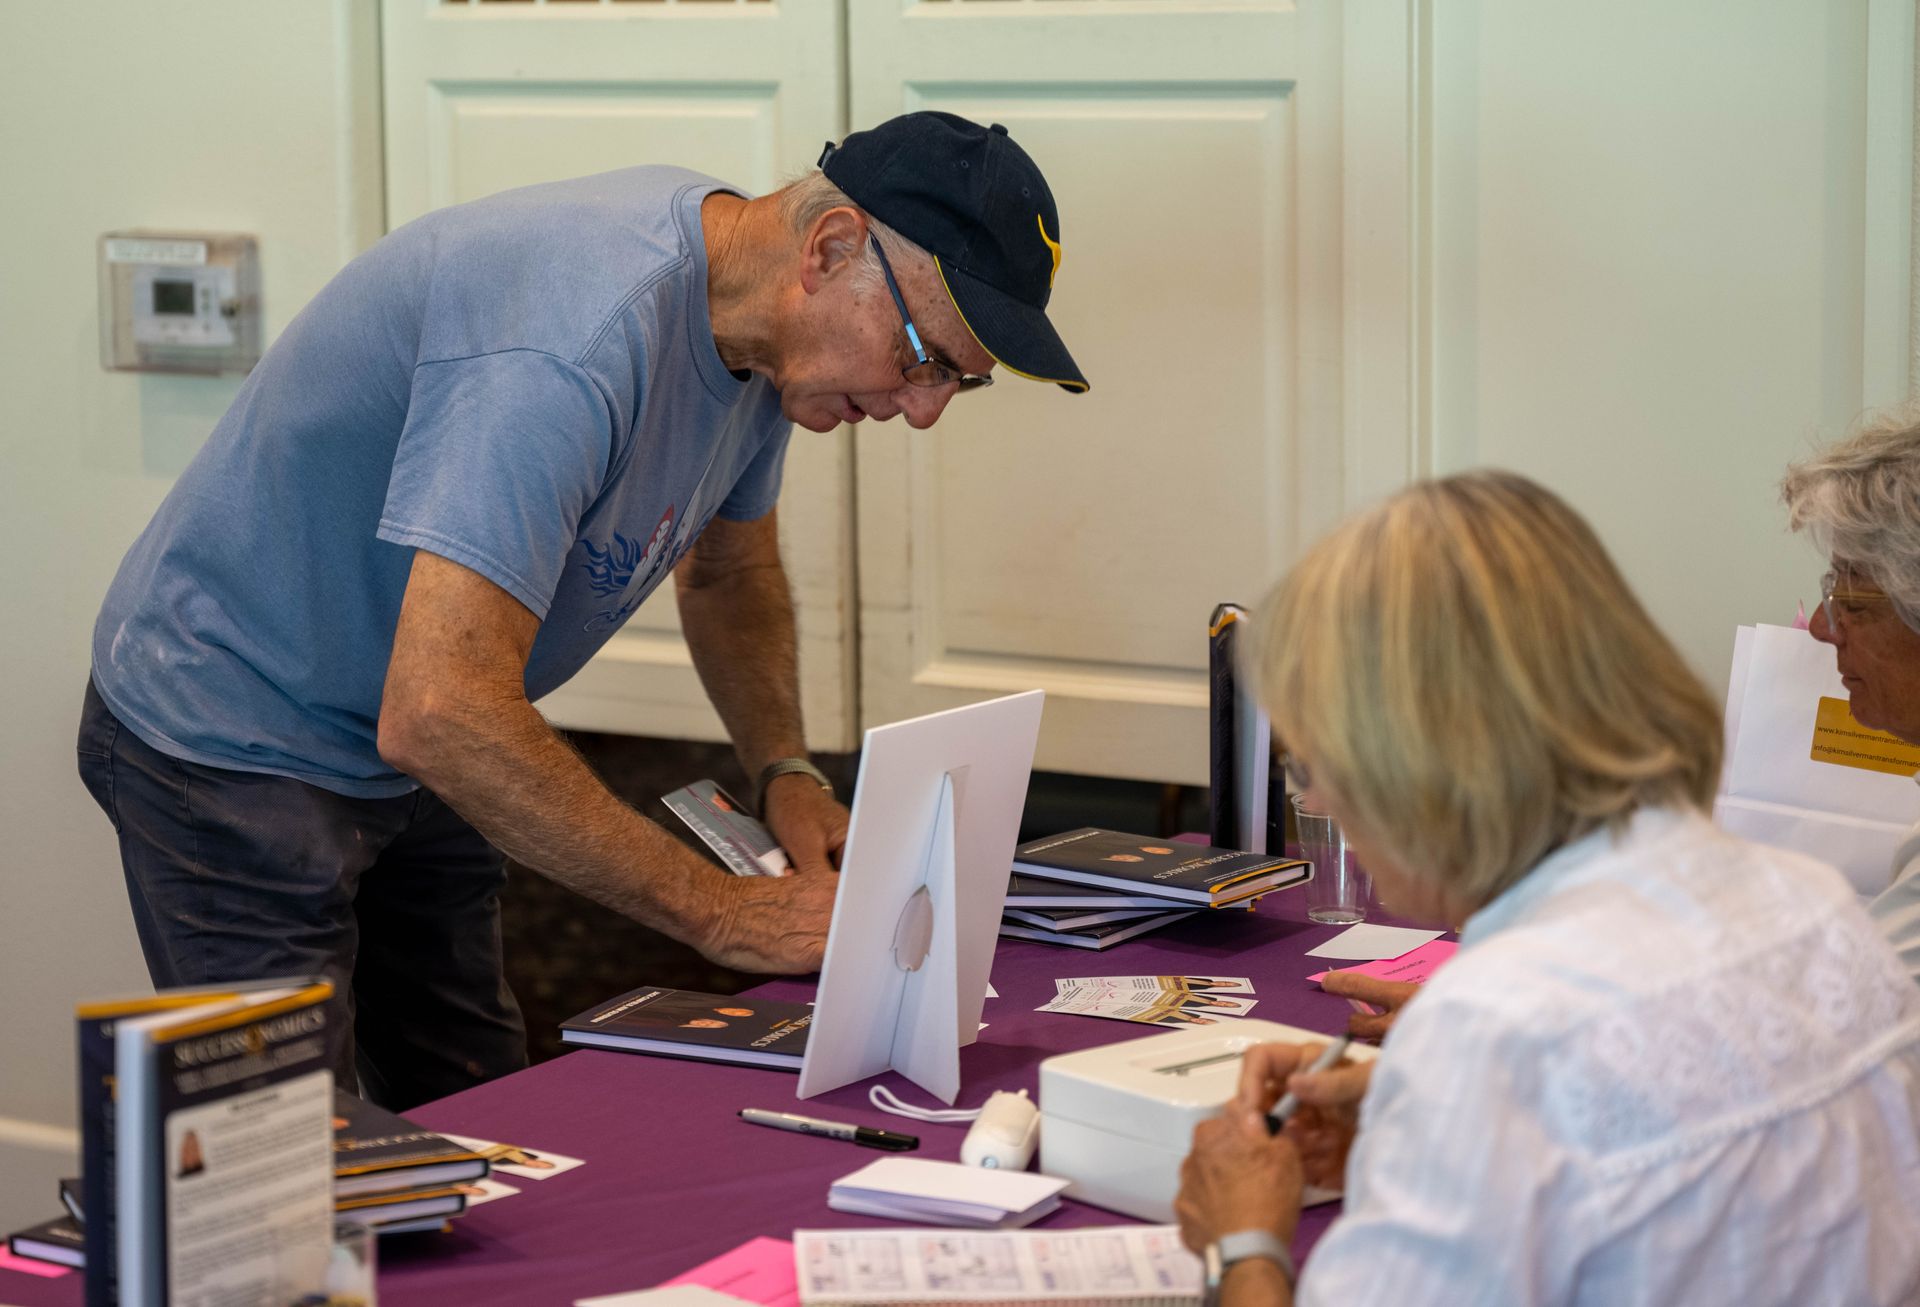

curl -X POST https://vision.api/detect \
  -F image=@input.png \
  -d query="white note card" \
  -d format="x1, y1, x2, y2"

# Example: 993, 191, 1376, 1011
576, 1288, 756, 1307
1304, 924, 1444, 961
834, 1157, 1063, 1204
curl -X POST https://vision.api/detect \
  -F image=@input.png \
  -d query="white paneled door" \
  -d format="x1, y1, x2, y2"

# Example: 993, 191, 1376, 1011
381, 0, 858, 750
847, 1, 1418, 783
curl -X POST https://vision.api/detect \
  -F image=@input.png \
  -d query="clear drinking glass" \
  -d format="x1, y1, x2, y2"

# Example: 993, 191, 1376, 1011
1292, 794, 1372, 924
321, 1220, 377, 1307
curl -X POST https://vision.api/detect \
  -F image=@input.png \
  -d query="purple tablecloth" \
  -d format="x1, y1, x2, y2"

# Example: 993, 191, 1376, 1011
5, 895, 1410, 1307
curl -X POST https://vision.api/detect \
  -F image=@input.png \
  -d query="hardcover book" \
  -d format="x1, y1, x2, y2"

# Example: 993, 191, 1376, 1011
75, 978, 307, 1307
1002, 904, 1186, 932
560, 986, 813, 1070
8, 1215, 85, 1269
111, 980, 336, 1307
997, 910, 1195, 951
332, 1090, 490, 1198
370, 1216, 454, 1237
1012, 829, 1308, 906
335, 1184, 470, 1229
1004, 873, 1197, 911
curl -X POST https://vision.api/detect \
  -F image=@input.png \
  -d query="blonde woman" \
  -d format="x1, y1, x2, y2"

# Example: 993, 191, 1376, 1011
1174, 472, 1920, 1306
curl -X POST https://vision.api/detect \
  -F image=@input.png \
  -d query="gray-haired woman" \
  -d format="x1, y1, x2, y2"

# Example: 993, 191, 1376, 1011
1782, 415, 1920, 982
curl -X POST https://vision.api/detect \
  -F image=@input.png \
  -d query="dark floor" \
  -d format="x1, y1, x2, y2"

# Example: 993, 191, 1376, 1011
501, 730, 1208, 1063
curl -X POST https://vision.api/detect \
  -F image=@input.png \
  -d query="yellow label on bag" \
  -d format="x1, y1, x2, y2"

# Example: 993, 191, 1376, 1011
1809, 696, 1920, 776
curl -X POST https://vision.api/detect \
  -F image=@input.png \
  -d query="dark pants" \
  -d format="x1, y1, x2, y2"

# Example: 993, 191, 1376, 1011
76, 679, 528, 1110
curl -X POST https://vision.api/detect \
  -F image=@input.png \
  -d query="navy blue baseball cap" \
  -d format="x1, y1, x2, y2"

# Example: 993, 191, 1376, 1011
817, 111, 1088, 394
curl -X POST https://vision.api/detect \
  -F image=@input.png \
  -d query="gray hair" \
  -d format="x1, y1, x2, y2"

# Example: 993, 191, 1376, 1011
774, 170, 931, 298
1781, 412, 1920, 627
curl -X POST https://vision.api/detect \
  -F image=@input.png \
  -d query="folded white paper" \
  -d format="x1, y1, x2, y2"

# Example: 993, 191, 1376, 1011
828, 1157, 1068, 1228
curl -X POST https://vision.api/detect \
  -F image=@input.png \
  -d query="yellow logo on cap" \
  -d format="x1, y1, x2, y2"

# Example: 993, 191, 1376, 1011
1037, 214, 1063, 287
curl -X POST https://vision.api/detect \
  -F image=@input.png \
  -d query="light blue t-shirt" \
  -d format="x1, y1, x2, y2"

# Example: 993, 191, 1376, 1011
93, 167, 793, 797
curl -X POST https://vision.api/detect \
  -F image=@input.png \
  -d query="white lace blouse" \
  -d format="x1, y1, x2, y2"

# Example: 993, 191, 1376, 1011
1868, 788, 1920, 984
1296, 807, 1920, 1307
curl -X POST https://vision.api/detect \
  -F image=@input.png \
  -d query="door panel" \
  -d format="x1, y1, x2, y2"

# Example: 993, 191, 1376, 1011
850, 1, 1408, 784
426, 87, 780, 210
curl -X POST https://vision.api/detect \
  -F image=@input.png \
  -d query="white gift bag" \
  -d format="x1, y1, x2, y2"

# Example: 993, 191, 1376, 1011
1715, 623, 1920, 895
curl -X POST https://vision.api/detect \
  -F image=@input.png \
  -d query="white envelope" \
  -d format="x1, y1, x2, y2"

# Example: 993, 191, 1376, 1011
1718, 624, 1919, 894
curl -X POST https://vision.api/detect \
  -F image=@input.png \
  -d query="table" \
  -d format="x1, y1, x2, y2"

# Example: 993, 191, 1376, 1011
3, 894, 1405, 1306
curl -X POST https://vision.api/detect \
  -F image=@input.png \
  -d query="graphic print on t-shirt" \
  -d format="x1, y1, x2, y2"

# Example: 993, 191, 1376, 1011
576, 440, 753, 636
581, 504, 677, 634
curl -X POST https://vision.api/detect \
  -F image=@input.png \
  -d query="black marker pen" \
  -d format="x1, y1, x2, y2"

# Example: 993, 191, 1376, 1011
739, 1108, 919, 1152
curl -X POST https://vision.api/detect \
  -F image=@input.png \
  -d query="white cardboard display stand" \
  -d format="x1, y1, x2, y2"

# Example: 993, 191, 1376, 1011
796, 690, 1045, 1104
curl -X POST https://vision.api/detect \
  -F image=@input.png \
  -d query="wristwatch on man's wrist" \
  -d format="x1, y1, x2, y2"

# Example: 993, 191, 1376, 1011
1202, 1230, 1296, 1306
753, 757, 834, 816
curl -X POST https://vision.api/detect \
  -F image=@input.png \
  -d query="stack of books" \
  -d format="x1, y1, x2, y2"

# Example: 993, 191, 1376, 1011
330, 1091, 492, 1235
999, 829, 1310, 950
5, 1093, 491, 1275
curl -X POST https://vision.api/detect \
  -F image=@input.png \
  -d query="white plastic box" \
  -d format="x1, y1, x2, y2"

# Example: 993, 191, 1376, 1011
1038, 1019, 1377, 1222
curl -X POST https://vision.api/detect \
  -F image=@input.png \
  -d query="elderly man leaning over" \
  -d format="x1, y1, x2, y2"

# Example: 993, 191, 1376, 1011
1781, 416, 1920, 985
77, 111, 1088, 1109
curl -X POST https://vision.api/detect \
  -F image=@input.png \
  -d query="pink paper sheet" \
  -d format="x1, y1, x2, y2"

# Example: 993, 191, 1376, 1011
664, 1234, 799, 1307
1308, 939, 1458, 1011
0, 1246, 74, 1278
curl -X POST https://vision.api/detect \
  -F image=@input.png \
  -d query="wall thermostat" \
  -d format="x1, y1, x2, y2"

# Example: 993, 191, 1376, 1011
99, 231, 261, 375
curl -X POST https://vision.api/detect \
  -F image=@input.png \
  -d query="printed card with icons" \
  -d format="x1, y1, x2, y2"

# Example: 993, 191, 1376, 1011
1038, 976, 1258, 1028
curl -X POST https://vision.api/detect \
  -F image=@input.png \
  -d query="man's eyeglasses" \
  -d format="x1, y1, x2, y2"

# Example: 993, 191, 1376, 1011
1820, 566, 1897, 632
868, 236, 994, 393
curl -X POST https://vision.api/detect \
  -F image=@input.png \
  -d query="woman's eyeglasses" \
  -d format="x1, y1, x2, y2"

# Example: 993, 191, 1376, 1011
1820, 567, 1897, 631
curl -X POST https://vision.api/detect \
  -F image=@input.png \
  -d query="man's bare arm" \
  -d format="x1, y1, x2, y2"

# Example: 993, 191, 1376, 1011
377, 549, 832, 971
676, 508, 850, 873
674, 509, 807, 779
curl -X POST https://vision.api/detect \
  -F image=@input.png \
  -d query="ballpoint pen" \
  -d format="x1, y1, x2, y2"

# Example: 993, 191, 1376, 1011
1264, 1035, 1352, 1136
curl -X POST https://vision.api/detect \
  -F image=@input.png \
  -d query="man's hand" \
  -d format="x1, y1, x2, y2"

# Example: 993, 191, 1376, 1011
1321, 971, 1420, 1041
705, 863, 839, 972
762, 773, 849, 875
1234, 1042, 1371, 1194
1175, 1103, 1303, 1254
380, 550, 837, 974
702, 771, 844, 971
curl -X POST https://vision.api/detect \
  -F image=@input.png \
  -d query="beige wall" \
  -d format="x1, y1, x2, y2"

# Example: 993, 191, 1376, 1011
0, 1, 381, 1228
1425, 1, 1913, 693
